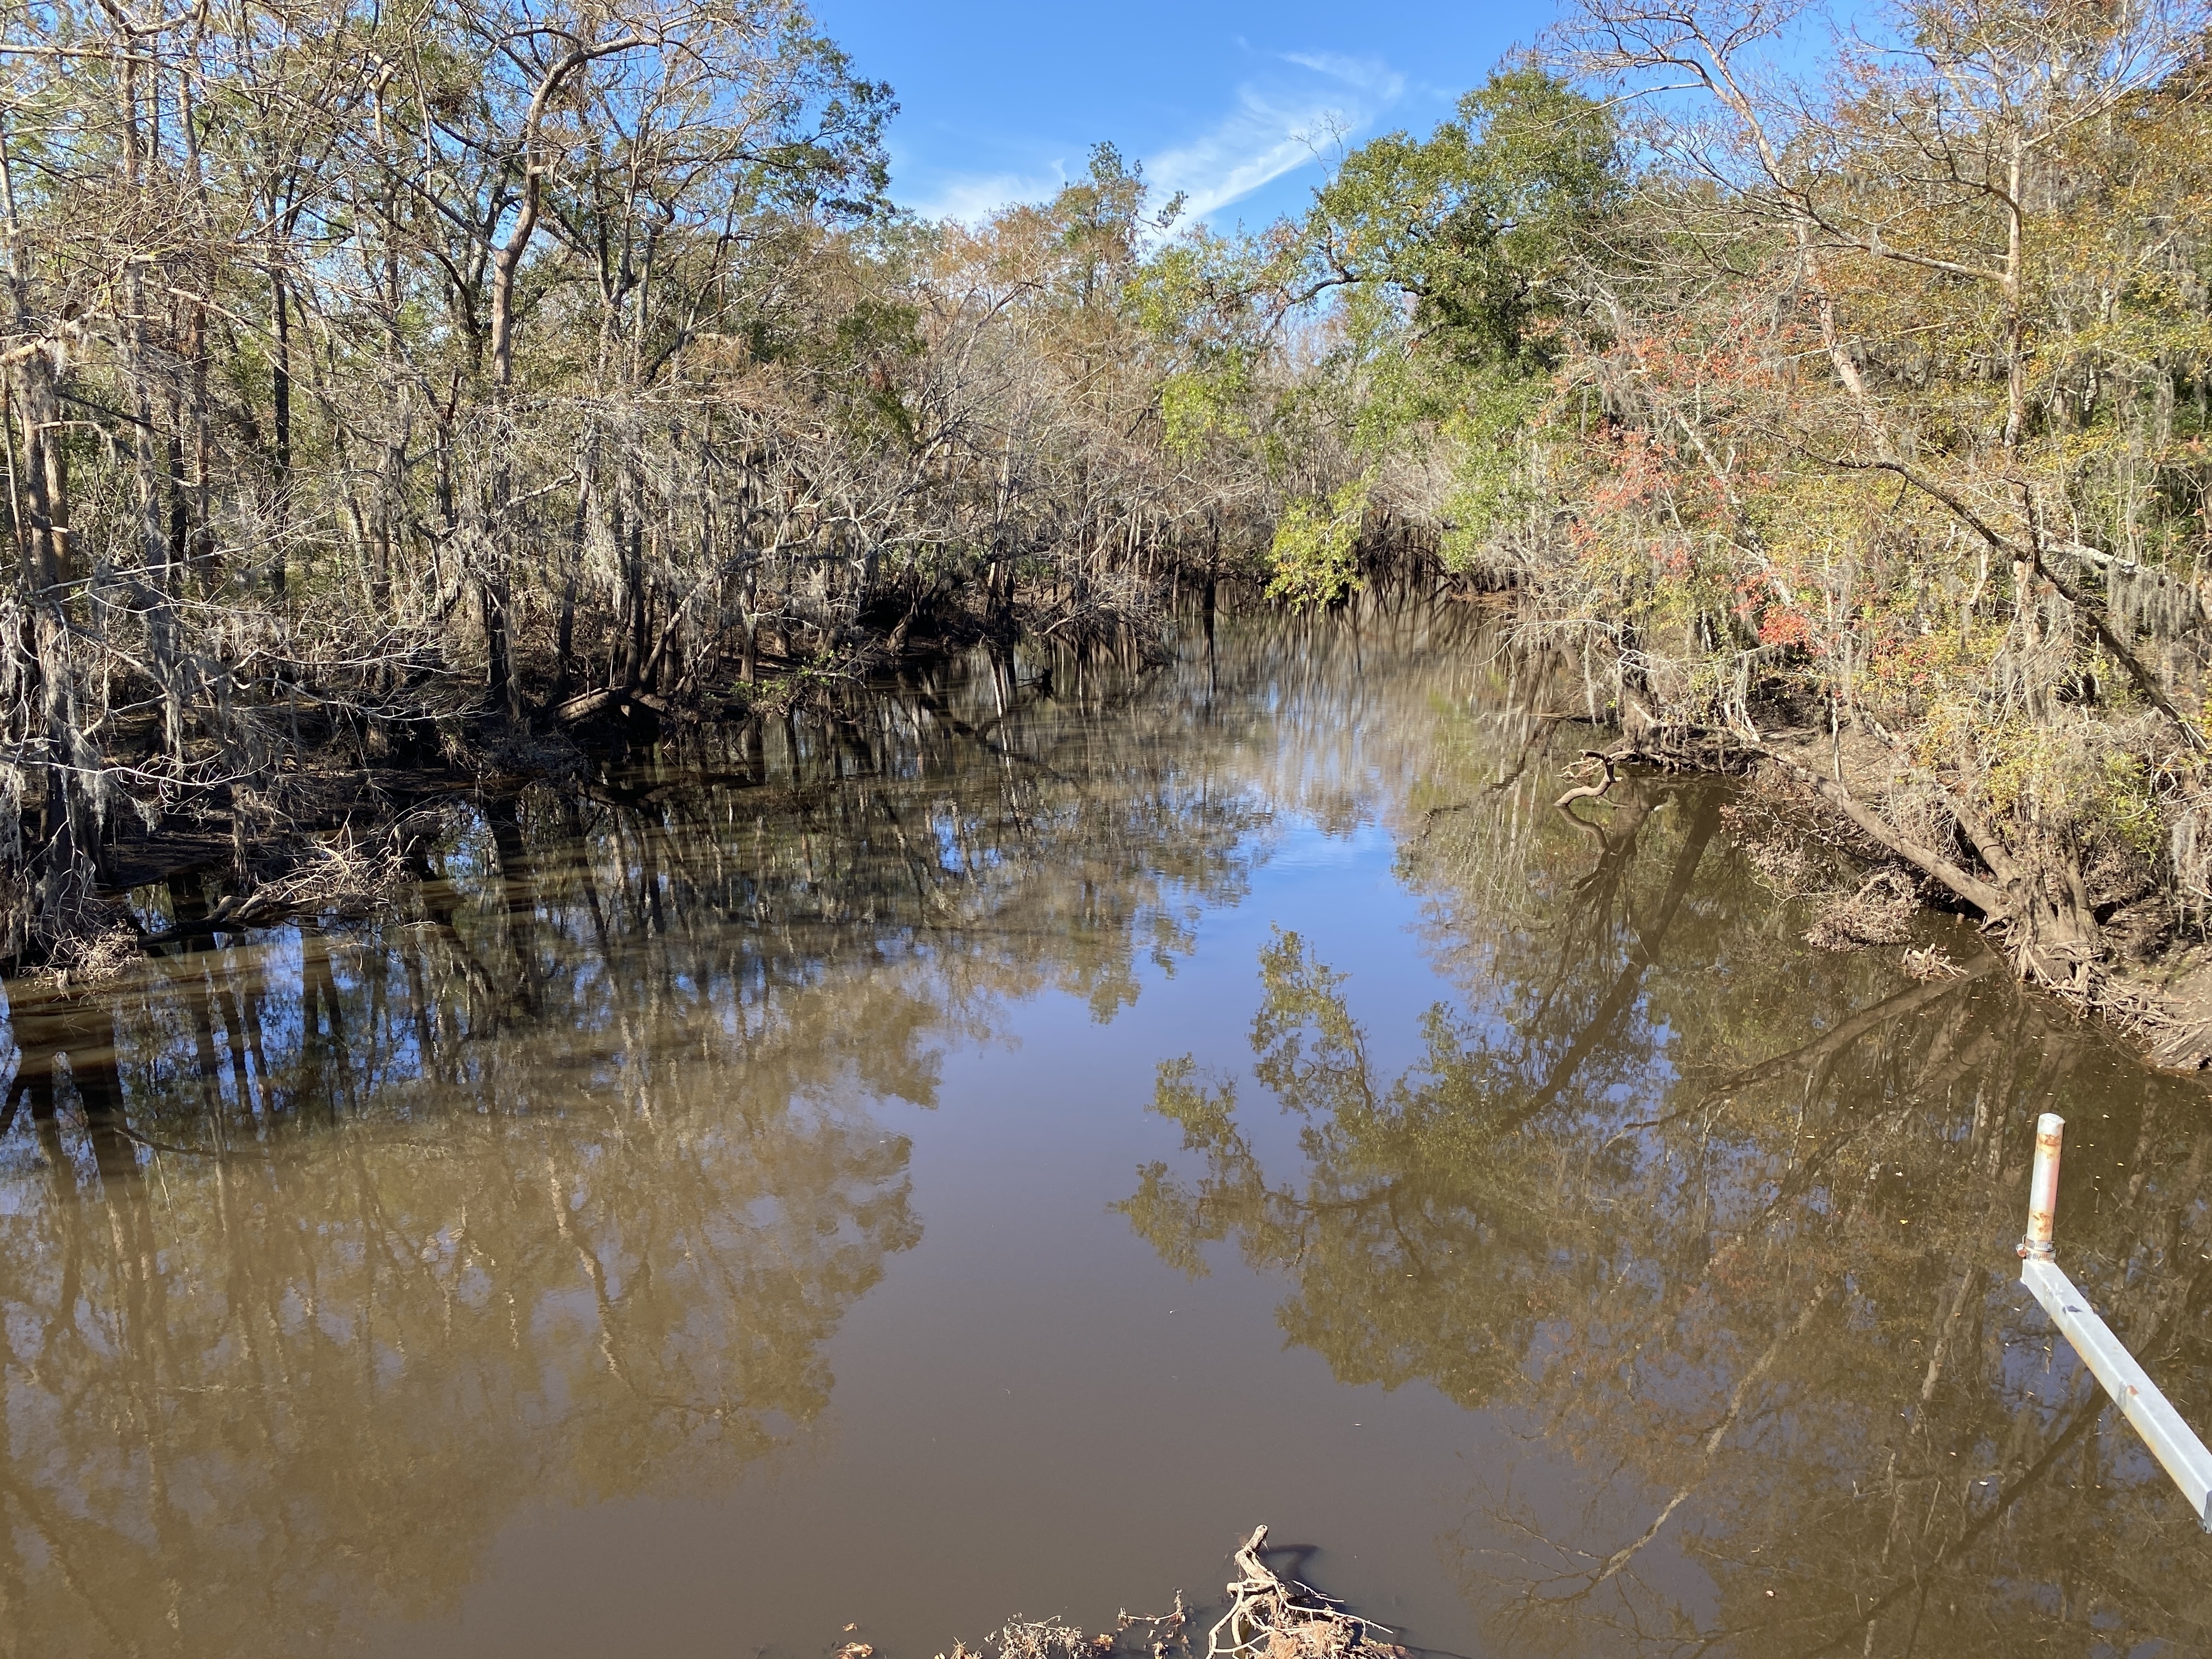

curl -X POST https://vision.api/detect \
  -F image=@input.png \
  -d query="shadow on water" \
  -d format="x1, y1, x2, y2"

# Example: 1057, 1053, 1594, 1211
0, 594, 2205, 1658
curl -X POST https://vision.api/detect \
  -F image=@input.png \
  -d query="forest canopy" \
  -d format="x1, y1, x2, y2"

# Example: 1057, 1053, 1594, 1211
4, 0, 2212, 1040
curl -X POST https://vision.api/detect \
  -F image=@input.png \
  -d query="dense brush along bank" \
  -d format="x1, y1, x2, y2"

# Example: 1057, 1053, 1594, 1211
13, 0, 2212, 1075
0, 601, 2205, 1658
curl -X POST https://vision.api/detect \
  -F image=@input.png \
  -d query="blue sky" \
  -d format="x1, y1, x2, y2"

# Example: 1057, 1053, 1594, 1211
811, 1, 1560, 233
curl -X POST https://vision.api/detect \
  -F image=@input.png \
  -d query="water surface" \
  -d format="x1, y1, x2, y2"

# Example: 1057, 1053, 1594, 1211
3, 603, 2208, 1657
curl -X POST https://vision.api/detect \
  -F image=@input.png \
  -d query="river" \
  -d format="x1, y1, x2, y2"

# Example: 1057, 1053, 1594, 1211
1, 597, 2207, 1657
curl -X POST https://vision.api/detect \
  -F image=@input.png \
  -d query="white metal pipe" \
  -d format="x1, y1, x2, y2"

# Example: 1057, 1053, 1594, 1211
2019, 1110, 2062, 1259
2015, 1108, 2212, 1530
2020, 1256, 2212, 1530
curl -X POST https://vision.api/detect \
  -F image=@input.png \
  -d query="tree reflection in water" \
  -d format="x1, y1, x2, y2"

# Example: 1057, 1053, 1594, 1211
0, 613, 1383, 1658
1122, 770, 2212, 1656
0, 599, 2203, 1657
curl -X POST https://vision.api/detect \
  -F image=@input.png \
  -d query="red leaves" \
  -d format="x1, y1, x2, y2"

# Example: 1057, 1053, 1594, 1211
1758, 607, 1815, 650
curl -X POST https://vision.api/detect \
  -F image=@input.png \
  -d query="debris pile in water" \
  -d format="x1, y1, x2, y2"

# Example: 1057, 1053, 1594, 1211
1205, 1527, 1401, 1659
935, 1527, 1402, 1659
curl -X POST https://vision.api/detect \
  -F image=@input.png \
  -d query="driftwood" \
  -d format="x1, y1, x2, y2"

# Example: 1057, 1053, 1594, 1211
550, 686, 676, 726
1206, 1527, 1402, 1659
1552, 748, 1619, 813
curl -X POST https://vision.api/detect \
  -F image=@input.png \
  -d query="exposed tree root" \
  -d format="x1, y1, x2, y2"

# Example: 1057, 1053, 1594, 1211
1805, 869, 1919, 951
1582, 724, 2212, 1069
1207, 1527, 1403, 1659
1552, 748, 1619, 812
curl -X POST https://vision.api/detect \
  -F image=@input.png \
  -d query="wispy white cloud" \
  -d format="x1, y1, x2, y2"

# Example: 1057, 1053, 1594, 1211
1144, 89, 1342, 224
899, 49, 1408, 230
1280, 51, 1406, 97
902, 166, 1066, 225
1147, 52, 1407, 225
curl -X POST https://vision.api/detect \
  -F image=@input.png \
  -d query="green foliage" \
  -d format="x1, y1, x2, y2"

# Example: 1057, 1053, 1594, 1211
1125, 228, 1284, 469
1265, 481, 1369, 608
1012, 142, 1186, 312
1159, 365, 1252, 456
1301, 63, 1620, 372
1435, 374, 1548, 568
1261, 64, 1620, 585
2098, 751, 2165, 859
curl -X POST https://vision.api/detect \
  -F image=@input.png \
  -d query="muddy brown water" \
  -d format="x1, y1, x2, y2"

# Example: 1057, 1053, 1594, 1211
1, 601, 2208, 1659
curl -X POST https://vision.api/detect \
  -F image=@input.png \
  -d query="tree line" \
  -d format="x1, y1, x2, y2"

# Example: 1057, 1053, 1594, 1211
10, 0, 2212, 1032
0, 0, 1310, 968
1210, 0, 2212, 1030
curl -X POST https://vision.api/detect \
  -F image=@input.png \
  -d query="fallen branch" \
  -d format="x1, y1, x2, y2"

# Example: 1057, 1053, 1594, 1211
1553, 748, 1620, 813
1207, 1526, 1401, 1659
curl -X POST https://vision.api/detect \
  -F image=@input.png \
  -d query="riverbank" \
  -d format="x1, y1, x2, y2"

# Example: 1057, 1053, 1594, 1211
1542, 701, 2212, 1075
24, 606, 1171, 984
49, 580, 2212, 1088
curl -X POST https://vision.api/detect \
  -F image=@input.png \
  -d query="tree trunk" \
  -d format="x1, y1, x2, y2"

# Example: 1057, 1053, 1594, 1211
12, 349, 104, 929
269, 258, 291, 599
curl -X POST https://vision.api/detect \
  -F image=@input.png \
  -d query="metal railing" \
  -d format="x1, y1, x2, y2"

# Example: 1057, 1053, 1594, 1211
2017, 1111, 2211, 1530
